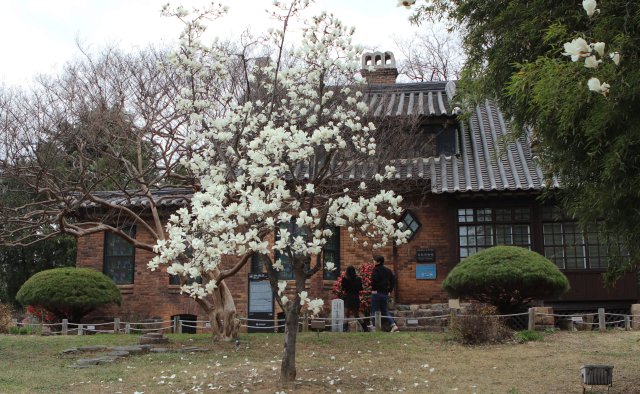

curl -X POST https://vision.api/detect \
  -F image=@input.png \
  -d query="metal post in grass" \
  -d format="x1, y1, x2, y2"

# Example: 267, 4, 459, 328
375, 311, 381, 331
62, 319, 68, 335
599, 308, 606, 332
528, 308, 536, 331
625, 316, 630, 331
77, 324, 83, 336
114, 318, 120, 334
178, 320, 183, 334
302, 313, 309, 332
173, 316, 179, 334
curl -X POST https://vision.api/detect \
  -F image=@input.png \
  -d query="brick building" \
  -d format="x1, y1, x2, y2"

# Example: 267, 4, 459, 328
76, 51, 640, 327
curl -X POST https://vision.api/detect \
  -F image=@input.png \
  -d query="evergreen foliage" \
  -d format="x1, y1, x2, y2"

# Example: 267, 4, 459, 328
16, 267, 122, 323
411, 0, 640, 285
442, 246, 569, 313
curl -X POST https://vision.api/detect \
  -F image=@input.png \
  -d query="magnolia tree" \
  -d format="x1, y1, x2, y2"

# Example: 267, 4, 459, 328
151, 1, 410, 381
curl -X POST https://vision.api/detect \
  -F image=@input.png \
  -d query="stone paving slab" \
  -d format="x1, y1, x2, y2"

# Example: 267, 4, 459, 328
78, 345, 107, 351
77, 359, 101, 365
62, 348, 79, 354
68, 365, 90, 369
150, 348, 171, 353
107, 351, 130, 357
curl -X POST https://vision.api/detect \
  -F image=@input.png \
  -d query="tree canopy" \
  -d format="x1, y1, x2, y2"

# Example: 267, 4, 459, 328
16, 267, 122, 323
409, 0, 640, 284
442, 246, 570, 314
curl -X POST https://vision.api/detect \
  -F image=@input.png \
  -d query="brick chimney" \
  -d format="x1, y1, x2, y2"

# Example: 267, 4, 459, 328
360, 51, 398, 84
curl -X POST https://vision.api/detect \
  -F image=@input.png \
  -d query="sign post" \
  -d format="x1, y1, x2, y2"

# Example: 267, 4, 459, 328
331, 299, 344, 332
247, 273, 274, 333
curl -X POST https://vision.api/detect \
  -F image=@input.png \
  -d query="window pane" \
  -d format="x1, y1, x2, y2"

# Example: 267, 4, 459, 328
514, 207, 530, 221
458, 209, 473, 223
513, 225, 531, 245
477, 208, 492, 222
495, 208, 511, 222
323, 227, 340, 280
105, 256, 134, 284
496, 225, 513, 245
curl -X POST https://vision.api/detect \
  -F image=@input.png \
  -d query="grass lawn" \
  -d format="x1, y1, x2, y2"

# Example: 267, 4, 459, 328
1, 330, 639, 393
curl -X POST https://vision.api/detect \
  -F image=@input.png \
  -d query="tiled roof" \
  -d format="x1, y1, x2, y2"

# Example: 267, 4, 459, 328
77, 81, 546, 209
364, 81, 455, 117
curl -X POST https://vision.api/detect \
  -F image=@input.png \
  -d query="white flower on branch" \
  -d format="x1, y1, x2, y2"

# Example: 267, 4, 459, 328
582, 0, 598, 18
396, 0, 416, 9
325, 262, 336, 272
562, 38, 590, 62
587, 77, 610, 97
278, 281, 287, 296
610, 51, 621, 66
592, 42, 605, 57
584, 55, 601, 69
299, 291, 309, 305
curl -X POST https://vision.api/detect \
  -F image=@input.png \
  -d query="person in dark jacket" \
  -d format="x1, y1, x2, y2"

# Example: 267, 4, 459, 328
341, 265, 369, 332
370, 255, 399, 332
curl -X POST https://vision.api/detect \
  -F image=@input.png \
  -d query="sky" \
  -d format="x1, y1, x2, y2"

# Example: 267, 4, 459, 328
0, 0, 426, 86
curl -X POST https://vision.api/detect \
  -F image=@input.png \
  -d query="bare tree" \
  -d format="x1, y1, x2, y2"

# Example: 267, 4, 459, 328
0, 42, 256, 340
393, 24, 465, 81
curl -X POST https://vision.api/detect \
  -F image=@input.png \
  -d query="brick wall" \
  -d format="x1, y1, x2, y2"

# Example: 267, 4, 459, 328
78, 193, 455, 323
361, 68, 399, 85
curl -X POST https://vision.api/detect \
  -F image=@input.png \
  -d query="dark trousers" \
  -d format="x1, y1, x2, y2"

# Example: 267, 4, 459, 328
371, 293, 396, 328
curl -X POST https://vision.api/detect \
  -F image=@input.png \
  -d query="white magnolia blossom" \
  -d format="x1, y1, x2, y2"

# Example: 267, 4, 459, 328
584, 55, 601, 69
325, 262, 336, 272
593, 42, 605, 57
149, 2, 410, 304
307, 299, 324, 317
278, 281, 287, 296
562, 38, 590, 62
582, 0, 598, 18
587, 77, 610, 96
610, 51, 621, 66
396, 0, 416, 9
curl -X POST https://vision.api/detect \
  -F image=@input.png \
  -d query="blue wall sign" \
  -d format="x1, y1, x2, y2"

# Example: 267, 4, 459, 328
416, 264, 436, 279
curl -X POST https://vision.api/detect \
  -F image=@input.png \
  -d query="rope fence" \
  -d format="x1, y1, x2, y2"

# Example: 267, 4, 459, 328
11, 307, 640, 335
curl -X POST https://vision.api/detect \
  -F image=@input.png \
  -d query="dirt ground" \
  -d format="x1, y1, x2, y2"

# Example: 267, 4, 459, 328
1, 330, 639, 393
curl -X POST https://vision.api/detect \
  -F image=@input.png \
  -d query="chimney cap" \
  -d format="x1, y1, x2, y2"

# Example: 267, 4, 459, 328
361, 51, 396, 70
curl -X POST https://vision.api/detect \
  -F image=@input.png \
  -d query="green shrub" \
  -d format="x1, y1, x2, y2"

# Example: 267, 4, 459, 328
16, 268, 122, 323
450, 304, 513, 345
442, 246, 570, 314
18, 326, 34, 335
9, 326, 20, 335
516, 329, 544, 342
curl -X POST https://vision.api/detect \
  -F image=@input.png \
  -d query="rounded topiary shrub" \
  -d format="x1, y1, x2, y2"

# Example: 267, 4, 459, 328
16, 267, 122, 323
442, 246, 570, 314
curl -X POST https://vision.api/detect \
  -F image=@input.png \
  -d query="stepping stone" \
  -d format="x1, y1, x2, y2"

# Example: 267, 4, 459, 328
140, 336, 169, 345
98, 358, 114, 363
110, 346, 144, 353
62, 348, 79, 354
99, 356, 120, 361
78, 345, 107, 351
77, 359, 101, 365
146, 333, 164, 338
108, 351, 130, 357
139, 345, 151, 351
150, 348, 171, 353
68, 365, 90, 369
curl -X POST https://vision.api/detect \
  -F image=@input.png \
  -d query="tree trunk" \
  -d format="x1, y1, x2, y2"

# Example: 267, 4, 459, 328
194, 280, 239, 342
280, 306, 299, 381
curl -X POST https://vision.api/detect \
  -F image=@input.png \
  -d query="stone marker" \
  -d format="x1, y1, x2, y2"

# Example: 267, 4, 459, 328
331, 298, 344, 333
77, 359, 101, 365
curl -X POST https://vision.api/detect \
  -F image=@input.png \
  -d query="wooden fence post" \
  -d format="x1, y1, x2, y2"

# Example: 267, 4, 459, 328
625, 316, 630, 331
598, 308, 606, 332
302, 313, 309, 332
125, 323, 131, 334
375, 311, 381, 331
61, 319, 68, 335
178, 319, 183, 334
528, 308, 536, 331
113, 318, 120, 334
77, 324, 83, 336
